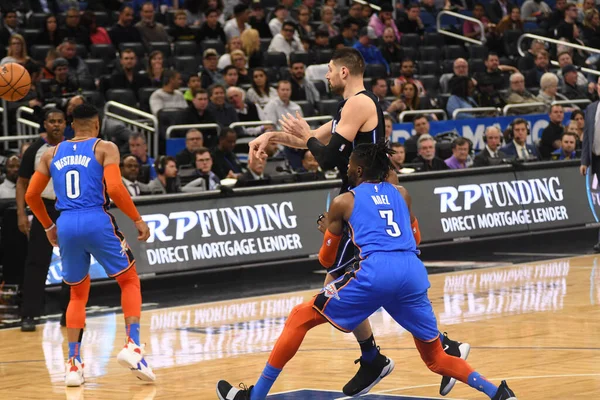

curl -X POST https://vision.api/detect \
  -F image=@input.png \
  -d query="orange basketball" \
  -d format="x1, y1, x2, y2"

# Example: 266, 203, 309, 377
0, 63, 31, 102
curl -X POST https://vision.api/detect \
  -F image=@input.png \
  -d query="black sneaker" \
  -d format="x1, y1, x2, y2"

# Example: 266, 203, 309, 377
20, 316, 36, 332
216, 380, 253, 400
439, 332, 471, 396
491, 380, 517, 400
342, 349, 395, 396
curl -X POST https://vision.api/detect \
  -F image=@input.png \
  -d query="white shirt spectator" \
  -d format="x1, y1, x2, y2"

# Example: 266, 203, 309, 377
224, 19, 251, 40
268, 33, 303, 59
122, 177, 142, 197
269, 18, 283, 36
149, 88, 188, 115
0, 179, 15, 199
263, 98, 304, 130
246, 87, 279, 109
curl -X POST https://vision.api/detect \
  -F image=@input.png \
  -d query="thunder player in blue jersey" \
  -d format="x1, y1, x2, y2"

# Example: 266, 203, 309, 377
217, 142, 518, 400
249, 47, 468, 397
25, 104, 154, 387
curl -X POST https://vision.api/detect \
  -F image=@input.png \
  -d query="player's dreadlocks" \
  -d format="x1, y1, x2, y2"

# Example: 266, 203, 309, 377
352, 141, 395, 182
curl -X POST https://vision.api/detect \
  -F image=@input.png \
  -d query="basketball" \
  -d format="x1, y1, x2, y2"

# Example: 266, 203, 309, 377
0, 63, 31, 102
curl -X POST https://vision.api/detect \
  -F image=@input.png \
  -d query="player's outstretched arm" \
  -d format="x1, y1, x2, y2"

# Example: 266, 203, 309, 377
317, 193, 353, 268
98, 141, 150, 242
24, 148, 56, 245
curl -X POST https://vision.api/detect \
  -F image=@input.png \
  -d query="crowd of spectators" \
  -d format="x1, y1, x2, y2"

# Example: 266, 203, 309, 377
0, 0, 592, 198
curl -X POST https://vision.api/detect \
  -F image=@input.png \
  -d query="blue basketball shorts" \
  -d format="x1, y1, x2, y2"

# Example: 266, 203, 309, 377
56, 208, 135, 285
312, 251, 439, 342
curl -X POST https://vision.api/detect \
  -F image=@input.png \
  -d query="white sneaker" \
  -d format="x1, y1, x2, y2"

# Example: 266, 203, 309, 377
117, 338, 156, 382
65, 357, 85, 387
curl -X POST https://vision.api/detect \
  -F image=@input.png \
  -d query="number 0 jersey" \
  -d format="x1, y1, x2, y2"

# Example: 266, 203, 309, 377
50, 138, 108, 212
349, 182, 417, 258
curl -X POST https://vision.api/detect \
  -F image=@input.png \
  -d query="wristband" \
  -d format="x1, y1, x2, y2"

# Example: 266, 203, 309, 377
44, 223, 55, 232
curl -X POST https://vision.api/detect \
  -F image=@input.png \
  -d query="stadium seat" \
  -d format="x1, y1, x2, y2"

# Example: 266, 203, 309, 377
390, 62, 401, 77
265, 52, 288, 67
138, 87, 157, 113
441, 59, 454, 73
313, 49, 333, 65
201, 39, 225, 55
264, 67, 280, 83
419, 75, 439, 94
93, 11, 111, 27
30, 45, 53, 62
278, 66, 291, 81
22, 29, 40, 48
119, 42, 146, 58
259, 38, 271, 53
403, 47, 418, 61
401, 33, 420, 49
149, 41, 172, 57
444, 45, 467, 61
418, 61, 439, 76
84, 59, 106, 77
365, 64, 388, 78
469, 58, 486, 73
419, 46, 441, 62
318, 99, 339, 117
468, 44, 488, 60
81, 90, 105, 109
90, 44, 117, 63
423, 32, 444, 47
290, 52, 310, 66
174, 41, 198, 57
174, 56, 199, 76
312, 80, 327, 97
503, 30, 522, 57
296, 100, 315, 117
78, 78, 96, 91
158, 108, 188, 138
105, 89, 137, 107
28, 13, 49, 29
75, 44, 88, 59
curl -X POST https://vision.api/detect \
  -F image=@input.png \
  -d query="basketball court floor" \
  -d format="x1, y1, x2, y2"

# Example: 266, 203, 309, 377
1, 254, 599, 399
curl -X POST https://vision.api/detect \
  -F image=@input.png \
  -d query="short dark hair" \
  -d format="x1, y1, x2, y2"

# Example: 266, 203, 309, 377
162, 69, 180, 86
282, 21, 296, 31
390, 142, 404, 150
234, 3, 249, 15
413, 114, 428, 124
121, 154, 137, 166
401, 58, 414, 66
563, 131, 578, 141
194, 147, 211, 157
487, 52, 499, 60
342, 17, 360, 30
452, 137, 469, 149
72, 103, 98, 120
208, 83, 225, 97
351, 141, 394, 181
120, 48, 136, 58
205, 8, 218, 17
277, 79, 292, 88
223, 65, 237, 75
331, 47, 365, 76
570, 109, 584, 121
195, 88, 208, 96
550, 104, 564, 113
315, 30, 329, 38
44, 108, 65, 121
119, 4, 133, 13
512, 118, 528, 130
219, 128, 236, 140
372, 77, 388, 87
407, 3, 420, 10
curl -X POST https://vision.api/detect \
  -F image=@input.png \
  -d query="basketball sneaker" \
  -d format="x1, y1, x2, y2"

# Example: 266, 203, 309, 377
491, 380, 517, 400
216, 381, 253, 400
64, 357, 85, 387
117, 337, 156, 382
342, 349, 395, 396
440, 332, 471, 396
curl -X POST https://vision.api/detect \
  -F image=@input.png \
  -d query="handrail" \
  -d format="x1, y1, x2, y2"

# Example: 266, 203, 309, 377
399, 109, 447, 122
229, 120, 274, 129
103, 101, 158, 158
549, 60, 600, 77
16, 106, 40, 138
304, 116, 332, 123
165, 123, 221, 139
552, 99, 590, 109
502, 102, 546, 115
517, 33, 600, 59
0, 134, 39, 142
452, 107, 500, 119
437, 10, 485, 45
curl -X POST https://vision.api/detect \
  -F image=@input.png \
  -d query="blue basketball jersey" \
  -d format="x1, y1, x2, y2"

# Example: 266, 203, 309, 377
348, 182, 416, 258
50, 138, 108, 212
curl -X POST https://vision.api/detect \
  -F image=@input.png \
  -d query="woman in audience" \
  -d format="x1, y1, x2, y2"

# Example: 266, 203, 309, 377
318, 6, 339, 38
231, 50, 251, 85
387, 82, 437, 122
296, 5, 313, 40
35, 15, 61, 47
495, 6, 524, 36
246, 67, 277, 110
2, 34, 40, 82
80, 11, 112, 45
218, 36, 243, 69
536, 72, 570, 110
582, 9, 600, 54
446, 76, 479, 119
146, 50, 165, 88
240, 28, 262, 68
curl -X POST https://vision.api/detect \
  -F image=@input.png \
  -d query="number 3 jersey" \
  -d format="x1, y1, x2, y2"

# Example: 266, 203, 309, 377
50, 138, 109, 212
349, 181, 417, 258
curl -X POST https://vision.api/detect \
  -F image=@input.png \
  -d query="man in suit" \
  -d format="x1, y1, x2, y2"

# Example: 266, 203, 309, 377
500, 118, 541, 160
581, 81, 600, 251
120, 155, 149, 197
474, 126, 508, 167
411, 134, 449, 172
236, 155, 270, 187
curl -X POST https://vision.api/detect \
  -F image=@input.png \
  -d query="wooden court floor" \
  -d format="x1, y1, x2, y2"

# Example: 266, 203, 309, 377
1, 255, 600, 399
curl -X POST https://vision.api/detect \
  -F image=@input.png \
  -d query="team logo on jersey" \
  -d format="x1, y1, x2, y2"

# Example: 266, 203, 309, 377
323, 283, 340, 300
73, 144, 77, 151
120, 239, 129, 256
374, 186, 379, 193
338, 144, 346, 152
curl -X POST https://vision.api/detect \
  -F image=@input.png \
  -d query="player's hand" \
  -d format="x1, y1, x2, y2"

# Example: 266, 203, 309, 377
135, 219, 150, 242
580, 165, 588, 176
45, 225, 58, 247
248, 132, 272, 161
17, 212, 30, 236
317, 212, 329, 234
280, 111, 311, 142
